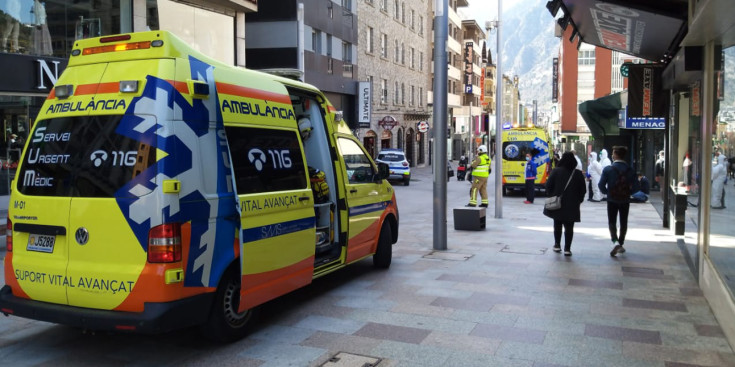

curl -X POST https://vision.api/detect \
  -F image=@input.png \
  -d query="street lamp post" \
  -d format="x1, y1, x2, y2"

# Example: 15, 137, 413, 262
486, 0, 503, 219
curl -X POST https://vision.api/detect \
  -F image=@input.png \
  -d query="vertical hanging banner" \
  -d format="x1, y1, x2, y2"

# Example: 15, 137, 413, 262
626, 64, 667, 128
464, 42, 473, 94
480, 68, 486, 105
552, 58, 559, 103
358, 81, 372, 127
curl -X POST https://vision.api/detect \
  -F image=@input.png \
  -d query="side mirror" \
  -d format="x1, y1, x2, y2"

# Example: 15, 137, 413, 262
376, 162, 390, 181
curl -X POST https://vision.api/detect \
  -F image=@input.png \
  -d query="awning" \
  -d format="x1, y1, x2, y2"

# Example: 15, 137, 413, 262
578, 92, 627, 138
550, 0, 688, 62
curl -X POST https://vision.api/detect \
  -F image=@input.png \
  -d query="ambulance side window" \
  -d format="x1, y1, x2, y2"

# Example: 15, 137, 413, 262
337, 137, 375, 184
226, 126, 307, 194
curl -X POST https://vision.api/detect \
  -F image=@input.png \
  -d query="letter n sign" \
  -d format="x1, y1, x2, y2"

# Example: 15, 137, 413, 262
37, 59, 61, 90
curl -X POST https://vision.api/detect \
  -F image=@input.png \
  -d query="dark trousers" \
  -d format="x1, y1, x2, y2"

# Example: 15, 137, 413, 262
606, 201, 630, 244
588, 180, 593, 200
553, 220, 574, 251
525, 179, 535, 202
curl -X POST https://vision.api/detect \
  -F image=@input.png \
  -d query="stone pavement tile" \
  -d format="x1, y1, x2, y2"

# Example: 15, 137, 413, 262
623, 298, 688, 312
660, 333, 733, 353
380, 290, 438, 305
450, 308, 519, 326
335, 296, 395, 311
347, 308, 477, 334
353, 322, 431, 344
591, 302, 687, 320
430, 295, 492, 312
680, 287, 705, 297
622, 266, 665, 274
436, 273, 493, 284
452, 281, 510, 294
528, 295, 592, 313
568, 278, 624, 290
442, 350, 535, 367
491, 303, 564, 319
514, 316, 586, 334
575, 350, 664, 367
494, 340, 581, 366
622, 341, 735, 366
470, 323, 547, 345
238, 342, 327, 367
421, 330, 501, 355
293, 315, 366, 334
299, 330, 382, 356
415, 286, 473, 299
584, 324, 662, 345
533, 363, 570, 367
249, 324, 316, 344
664, 362, 713, 367
695, 324, 726, 337
369, 340, 453, 366
389, 301, 454, 318
555, 311, 701, 337
623, 272, 677, 281
470, 291, 532, 306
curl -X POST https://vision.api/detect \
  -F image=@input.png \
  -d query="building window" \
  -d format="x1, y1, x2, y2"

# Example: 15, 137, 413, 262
326, 34, 332, 57
395, 1, 400, 19
342, 0, 352, 12
342, 42, 352, 63
381, 79, 388, 104
394, 40, 399, 63
312, 30, 322, 54
380, 34, 388, 58
410, 9, 415, 30
381, 0, 387, 11
367, 27, 374, 53
419, 87, 423, 106
401, 2, 405, 24
394, 81, 399, 104
419, 15, 424, 35
401, 83, 405, 105
420, 52, 423, 71
401, 43, 405, 65
410, 47, 415, 69
410, 85, 415, 106
578, 50, 595, 65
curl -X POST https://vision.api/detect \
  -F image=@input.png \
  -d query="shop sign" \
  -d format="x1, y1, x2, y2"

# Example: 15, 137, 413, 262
378, 115, 398, 130
464, 42, 473, 94
416, 121, 429, 133
381, 130, 392, 139
0, 54, 68, 94
628, 64, 667, 121
691, 81, 701, 117
357, 81, 371, 124
552, 58, 558, 103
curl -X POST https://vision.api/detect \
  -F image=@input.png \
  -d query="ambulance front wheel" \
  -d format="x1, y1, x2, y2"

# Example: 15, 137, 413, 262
201, 266, 255, 342
373, 222, 393, 269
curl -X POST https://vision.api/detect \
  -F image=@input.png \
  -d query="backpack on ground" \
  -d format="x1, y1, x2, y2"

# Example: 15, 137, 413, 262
609, 166, 631, 201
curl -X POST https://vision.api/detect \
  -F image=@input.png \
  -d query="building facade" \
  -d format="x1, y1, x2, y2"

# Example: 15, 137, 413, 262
356, 0, 432, 166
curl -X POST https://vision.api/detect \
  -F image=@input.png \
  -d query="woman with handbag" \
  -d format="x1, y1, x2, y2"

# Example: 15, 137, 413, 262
543, 152, 587, 256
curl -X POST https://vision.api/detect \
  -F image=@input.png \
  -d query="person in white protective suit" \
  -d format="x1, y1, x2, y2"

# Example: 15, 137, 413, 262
599, 149, 611, 200
599, 149, 612, 169
588, 151, 603, 201
712, 154, 727, 209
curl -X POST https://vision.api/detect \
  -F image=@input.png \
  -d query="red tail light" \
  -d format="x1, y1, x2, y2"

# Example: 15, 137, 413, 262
6, 218, 12, 252
402, 161, 409, 167
147, 223, 181, 263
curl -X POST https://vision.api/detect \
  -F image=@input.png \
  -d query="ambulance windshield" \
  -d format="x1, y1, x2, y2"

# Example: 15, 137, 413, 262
17, 115, 157, 197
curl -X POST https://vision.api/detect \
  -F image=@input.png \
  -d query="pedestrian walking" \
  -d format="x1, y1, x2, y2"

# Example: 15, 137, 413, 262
654, 150, 665, 190
712, 154, 727, 209
588, 151, 603, 201
543, 152, 586, 256
598, 146, 639, 257
524, 152, 537, 204
466, 145, 491, 207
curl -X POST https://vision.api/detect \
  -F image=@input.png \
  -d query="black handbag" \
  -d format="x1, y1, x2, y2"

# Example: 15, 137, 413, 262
544, 171, 574, 211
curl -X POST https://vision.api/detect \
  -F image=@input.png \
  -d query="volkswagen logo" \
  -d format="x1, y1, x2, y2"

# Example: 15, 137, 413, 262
75, 227, 89, 245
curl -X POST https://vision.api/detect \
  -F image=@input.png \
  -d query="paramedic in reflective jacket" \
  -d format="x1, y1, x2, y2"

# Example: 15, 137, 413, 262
467, 145, 490, 207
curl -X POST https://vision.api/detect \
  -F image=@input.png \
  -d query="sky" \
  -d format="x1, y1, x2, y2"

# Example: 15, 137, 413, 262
456, 0, 521, 31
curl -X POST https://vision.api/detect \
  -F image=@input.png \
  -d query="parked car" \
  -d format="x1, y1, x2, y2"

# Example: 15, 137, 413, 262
447, 160, 454, 181
376, 149, 411, 185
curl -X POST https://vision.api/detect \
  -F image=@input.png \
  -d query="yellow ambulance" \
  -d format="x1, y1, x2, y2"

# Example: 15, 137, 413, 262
501, 127, 551, 196
0, 31, 399, 341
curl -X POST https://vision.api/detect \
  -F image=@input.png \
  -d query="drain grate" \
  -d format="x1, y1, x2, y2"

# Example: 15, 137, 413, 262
499, 245, 547, 255
423, 251, 474, 261
320, 352, 382, 367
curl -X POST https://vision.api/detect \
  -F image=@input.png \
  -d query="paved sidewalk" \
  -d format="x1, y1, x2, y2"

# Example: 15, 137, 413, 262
0, 165, 732, 366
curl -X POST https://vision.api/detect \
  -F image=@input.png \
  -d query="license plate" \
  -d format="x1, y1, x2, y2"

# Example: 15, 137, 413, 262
390, 170, 395, 174
27, 234, 56, 253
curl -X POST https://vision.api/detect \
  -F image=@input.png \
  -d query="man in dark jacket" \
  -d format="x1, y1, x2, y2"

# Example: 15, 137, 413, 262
598, 146, 639, 257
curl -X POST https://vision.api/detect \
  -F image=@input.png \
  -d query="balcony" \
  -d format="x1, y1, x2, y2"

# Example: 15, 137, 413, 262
343, 64, 354, 78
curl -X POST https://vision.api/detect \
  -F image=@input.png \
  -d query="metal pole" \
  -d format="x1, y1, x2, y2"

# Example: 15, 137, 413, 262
494, 0, 503, 218
432, 0, 448, 250
297, 3, 305, 80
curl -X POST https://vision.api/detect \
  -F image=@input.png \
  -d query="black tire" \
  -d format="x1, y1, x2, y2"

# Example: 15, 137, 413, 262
373, 222, 393, 269
200, 267, 255, 342
502, 185, 507, 196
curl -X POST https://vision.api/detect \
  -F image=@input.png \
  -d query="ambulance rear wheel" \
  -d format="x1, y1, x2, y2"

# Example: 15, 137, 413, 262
201, 267, 255, 342
373, 222, 393, 269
